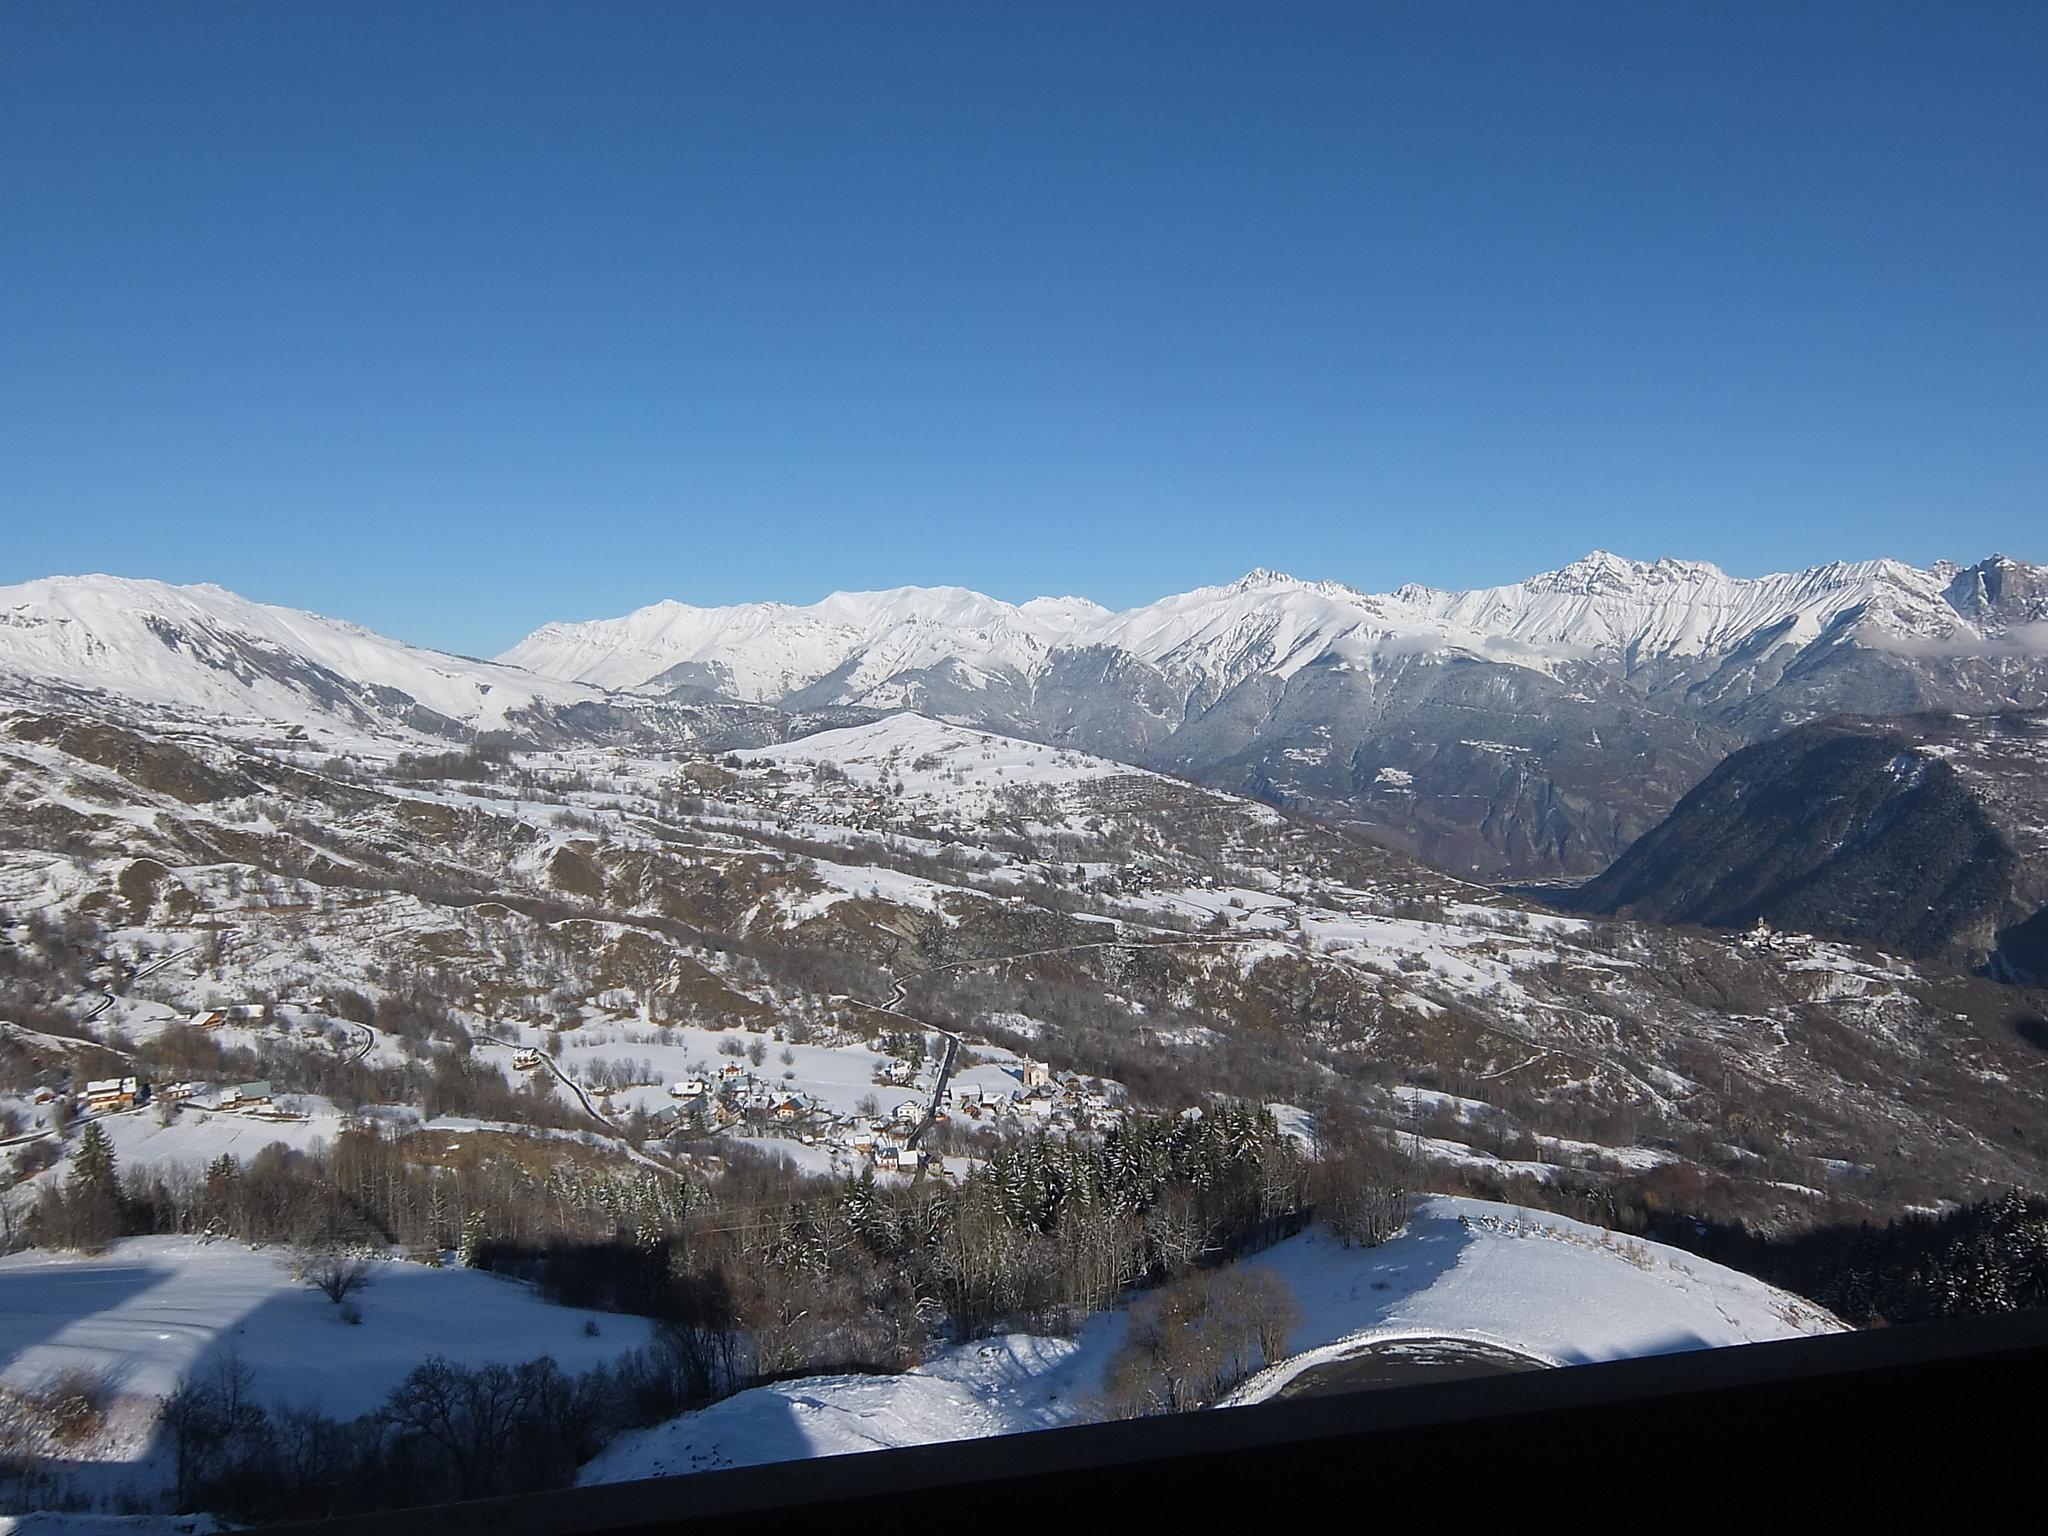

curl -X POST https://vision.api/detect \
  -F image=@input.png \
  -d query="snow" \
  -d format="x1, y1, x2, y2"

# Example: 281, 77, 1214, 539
733, 711, 1159, 816
578, 1329, 1117, 1483
497, 554, 2026, 703
0, 1237, 657, 1430
51, 1105, 345, 1176
4, 558, 2033, 742
1228, 1196, 1840, 1401
547, 1021, 910, 1121
578, 1196, 1841, 1482
0, 575, 599, 736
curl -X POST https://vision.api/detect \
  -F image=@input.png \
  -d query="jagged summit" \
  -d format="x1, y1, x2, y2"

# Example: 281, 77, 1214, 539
497, 551, 2046, 699
1525, 552, 1728, 595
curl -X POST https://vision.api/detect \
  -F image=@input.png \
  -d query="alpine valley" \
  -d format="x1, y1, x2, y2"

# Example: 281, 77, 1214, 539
2, 552, 2046, 1517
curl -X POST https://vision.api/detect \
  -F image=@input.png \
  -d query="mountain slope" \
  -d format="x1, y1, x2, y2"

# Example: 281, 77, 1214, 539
0, 575, 608, 740
1563, 710, 2048, 978
503, 553, 2048, 878
0, 575, 887, 755
507, 554, 2048, 698
5, 555, 2043, 881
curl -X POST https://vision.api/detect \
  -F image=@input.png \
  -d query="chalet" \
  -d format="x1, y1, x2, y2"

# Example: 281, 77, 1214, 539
189, 1010, 228, 1031
892, 1100, 922, 1124
773, 1097, 806, 1121
876, 1143, 925, 1172
668, 1078, 708, 1100
1022, 1096, 1055, 1121
221, 1080, 272, 1109
511, 1049, 546, 1072
84, 1076, 144, 1111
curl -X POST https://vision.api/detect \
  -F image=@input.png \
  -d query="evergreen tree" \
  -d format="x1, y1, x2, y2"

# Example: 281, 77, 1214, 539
68, 1121, 126, 1248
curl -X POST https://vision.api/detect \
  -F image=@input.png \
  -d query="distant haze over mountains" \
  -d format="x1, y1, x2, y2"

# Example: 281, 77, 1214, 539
4, 552, 2046, 881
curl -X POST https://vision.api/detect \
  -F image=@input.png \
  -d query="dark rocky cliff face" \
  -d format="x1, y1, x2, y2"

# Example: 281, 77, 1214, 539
1561, 712, 2048, 979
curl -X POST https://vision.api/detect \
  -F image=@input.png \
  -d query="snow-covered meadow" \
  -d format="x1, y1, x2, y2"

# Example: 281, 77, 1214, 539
579, 1196, 1841, 1483
0, 1238, 657, 1469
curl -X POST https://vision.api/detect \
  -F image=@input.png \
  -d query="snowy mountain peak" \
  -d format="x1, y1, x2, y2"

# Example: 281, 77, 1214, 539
493, 552, 2047, 702
1229, 567, 1303, 592
1525, 552, 1728, 597
0, 573, 600, 738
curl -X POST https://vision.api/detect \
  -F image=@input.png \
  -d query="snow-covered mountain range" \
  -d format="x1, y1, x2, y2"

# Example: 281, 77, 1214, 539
502, 552, 2048, 701
3, 552, 2045, 878
498, 551, 2048, 876
0, 575, 602, 737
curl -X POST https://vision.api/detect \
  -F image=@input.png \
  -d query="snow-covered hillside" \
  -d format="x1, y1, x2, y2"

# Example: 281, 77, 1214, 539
492, 554, 2048, 880
504, 553, 2048, 701
0, 576, 602, 739
730, 711, 1193, 822
501, 585, 1102, 700
0, 1238, 655, 1448
9, 556, 2043, 881
578, 1195, 1840, 1483
1225, 1195, 1841, 1400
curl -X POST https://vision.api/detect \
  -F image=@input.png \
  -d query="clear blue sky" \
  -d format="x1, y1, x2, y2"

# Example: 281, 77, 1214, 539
3, 2, 2043, 657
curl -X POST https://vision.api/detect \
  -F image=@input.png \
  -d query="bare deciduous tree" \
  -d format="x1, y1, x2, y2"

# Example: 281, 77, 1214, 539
307, 1248, 375, 1307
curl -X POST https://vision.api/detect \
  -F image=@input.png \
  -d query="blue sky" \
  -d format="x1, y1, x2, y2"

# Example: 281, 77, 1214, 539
3, 2, 2043, 657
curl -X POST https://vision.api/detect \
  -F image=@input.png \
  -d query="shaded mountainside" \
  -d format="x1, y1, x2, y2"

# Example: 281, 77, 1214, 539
1562, 712, 2048, 980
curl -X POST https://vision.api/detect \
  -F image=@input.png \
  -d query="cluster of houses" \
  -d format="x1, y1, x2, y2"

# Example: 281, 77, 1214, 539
189, 999, 333, 1032
936, 1068, 1124, 1136
518, 1025, 1137, 1179
65, 1075, 279, 1117
654, 1063, 822, 1132
842, 1121, 929, 1172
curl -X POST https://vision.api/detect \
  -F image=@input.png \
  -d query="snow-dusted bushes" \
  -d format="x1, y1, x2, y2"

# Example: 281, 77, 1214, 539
1312, 1110, 1415, 1249
1098, 1267, 1300, 1417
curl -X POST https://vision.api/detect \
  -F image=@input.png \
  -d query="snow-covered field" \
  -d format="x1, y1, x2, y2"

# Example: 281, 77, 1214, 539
0, 1238, 656, 1457
1226, 1195, 1841, 1400
579, 1196, 1841, 1484
577, 1329, 1115, 1484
